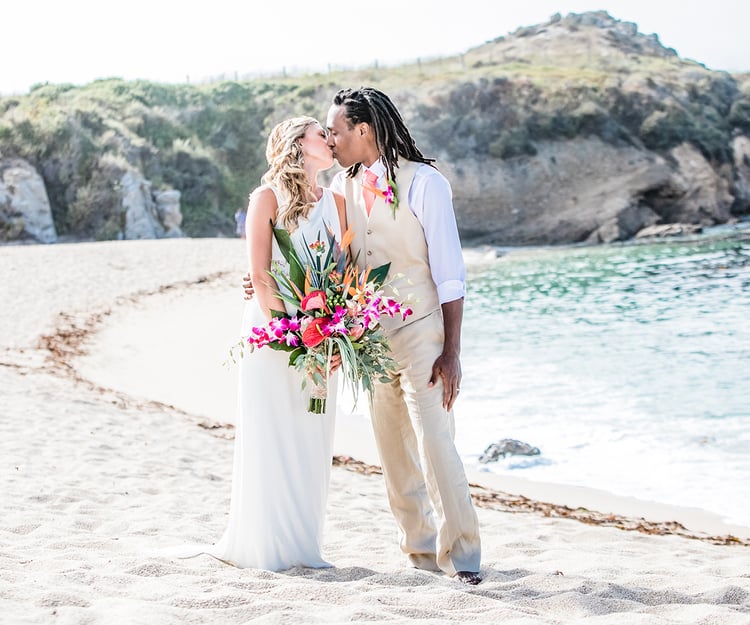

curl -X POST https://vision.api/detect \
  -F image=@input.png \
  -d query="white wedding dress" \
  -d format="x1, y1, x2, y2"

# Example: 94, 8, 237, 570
210, 187, 340, 571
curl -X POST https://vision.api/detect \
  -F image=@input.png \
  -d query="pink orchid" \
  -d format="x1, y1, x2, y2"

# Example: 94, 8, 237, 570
286, 316, 302, 331
283, 331, 300, 347
248, 326, 271, 348
383, 185, 394, 204
380, 298, 402, 317
324, 315, 348, 336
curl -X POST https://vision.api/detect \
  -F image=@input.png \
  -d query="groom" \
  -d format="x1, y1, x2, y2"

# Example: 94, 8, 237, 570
325, 88, 481, 585
244, 88, 481, 584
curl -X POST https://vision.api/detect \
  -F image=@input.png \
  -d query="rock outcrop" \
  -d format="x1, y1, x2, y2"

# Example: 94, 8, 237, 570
117, 172, 184, 240
635, 223, 702, 239
0, 159, 57, 243
478, 439, 541, 463
663, 143, 734, 224
154, 190, 183, 238
120, 171, 165, 240
732, 134, 750, 213
444, 138, 672, 245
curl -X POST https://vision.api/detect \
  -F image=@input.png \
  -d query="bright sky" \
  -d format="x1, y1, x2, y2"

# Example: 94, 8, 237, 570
1, 0, 748, 95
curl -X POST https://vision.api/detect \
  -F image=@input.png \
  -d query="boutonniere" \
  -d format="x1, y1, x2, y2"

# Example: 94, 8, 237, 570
362, 177, 400, 219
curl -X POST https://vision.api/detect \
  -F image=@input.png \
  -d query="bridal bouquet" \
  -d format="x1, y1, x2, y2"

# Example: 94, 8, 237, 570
244, 224, 412, 413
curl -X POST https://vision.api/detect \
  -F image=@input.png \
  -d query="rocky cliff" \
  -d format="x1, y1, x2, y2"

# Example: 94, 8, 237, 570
1, 11, 748, 245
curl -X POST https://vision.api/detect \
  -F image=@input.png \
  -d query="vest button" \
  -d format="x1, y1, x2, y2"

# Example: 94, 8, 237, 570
367, 250, 372, 256
367, 229, 372, 235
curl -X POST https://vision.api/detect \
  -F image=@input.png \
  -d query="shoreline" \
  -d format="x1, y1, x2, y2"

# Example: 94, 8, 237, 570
333, 408, 750, 543
5, 237, 745, 539
53, 248, 749, 543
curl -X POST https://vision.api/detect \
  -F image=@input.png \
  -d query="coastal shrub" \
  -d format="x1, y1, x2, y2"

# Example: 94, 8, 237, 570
639, 107, 730, 161
0, 124, 10, 145
160, 149, 226, 236
28, 82, 77, 103
0, 215, 25, 241
689, 105, 732, 161
138, 110, 190, 150
489, 129, 537, 159
0, 98, 20, 115
729, 99, 750, 133
639, 108, 693, 151
68, 174, 121, 239
527, 111, 580, 141
63, 152, 127, 239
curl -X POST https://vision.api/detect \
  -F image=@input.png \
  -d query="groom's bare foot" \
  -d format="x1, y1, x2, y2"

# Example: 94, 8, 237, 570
455, 571, 482, 585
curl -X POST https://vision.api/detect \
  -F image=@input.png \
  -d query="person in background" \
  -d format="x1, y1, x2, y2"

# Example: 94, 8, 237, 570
234, 207, 246, 238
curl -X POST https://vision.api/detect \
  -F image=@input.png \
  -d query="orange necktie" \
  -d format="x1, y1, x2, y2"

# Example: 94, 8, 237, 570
363, 170, 379, 215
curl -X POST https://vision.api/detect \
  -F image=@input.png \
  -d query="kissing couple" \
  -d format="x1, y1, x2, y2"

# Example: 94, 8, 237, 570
198, 87, 482, 585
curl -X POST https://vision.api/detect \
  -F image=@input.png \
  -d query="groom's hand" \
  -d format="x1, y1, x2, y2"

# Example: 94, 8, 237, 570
243, 272, 255, 300
428, 351, 462, 412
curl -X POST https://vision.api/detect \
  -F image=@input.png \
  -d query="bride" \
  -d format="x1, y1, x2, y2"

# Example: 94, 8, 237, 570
212, 117, 347, 571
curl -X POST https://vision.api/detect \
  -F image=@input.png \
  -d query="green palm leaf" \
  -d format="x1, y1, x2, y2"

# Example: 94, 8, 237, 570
272, 225, 306, 292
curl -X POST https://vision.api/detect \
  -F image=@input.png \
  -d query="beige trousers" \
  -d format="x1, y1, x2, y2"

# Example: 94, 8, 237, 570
371, 310, 481, 575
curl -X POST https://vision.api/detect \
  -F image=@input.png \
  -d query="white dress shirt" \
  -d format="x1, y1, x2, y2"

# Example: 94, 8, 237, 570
331, 161, 466, 304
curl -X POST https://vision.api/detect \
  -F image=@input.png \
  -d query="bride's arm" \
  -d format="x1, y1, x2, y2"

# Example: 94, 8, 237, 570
246, 187, 282, 320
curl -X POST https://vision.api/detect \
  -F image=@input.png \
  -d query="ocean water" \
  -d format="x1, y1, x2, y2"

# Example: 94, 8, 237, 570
456, 224, 750, 527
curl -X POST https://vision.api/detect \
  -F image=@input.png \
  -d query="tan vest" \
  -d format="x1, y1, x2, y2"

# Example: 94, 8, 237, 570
343, 161, 440, 332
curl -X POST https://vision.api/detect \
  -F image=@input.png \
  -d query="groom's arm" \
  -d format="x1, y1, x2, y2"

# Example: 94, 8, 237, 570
411, 167, 466, 411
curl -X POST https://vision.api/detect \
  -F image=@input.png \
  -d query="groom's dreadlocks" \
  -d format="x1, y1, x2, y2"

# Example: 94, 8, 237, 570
333, 87, 435, 182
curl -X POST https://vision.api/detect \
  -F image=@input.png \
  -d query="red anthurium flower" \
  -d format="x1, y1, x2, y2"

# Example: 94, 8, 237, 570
301, 317, 328, 347
300, 290, 327, 312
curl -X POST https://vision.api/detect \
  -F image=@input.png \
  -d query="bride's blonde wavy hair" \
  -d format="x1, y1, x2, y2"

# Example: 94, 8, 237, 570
261, 116, 318, 231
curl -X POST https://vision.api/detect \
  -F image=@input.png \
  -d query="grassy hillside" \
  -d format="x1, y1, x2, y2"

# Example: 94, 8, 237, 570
1, 11, 748, 240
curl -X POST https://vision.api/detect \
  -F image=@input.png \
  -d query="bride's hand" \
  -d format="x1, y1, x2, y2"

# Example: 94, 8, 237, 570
315, 353, 342, 376
243, 272, 254, 300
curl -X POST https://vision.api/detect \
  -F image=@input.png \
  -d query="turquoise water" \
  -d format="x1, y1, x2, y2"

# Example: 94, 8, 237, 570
457, 225, 750, 526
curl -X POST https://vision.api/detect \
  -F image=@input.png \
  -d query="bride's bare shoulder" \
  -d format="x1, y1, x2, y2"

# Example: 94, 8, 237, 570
248, 185, 278, 216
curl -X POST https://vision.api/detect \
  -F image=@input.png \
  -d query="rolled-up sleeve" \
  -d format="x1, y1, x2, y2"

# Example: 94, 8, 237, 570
409, 167, 466, 304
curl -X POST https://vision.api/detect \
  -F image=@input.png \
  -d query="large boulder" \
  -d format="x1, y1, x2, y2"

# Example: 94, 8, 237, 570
444, 137, 672, 245
661, 142, 734, 224
478, 439, 541, 463
732, 134, 750, 213
120, 170, 164, 240
0, 159, 57, 243
443, 137, 739, 246
154, 190, 183, 238
118, 170, 184, 240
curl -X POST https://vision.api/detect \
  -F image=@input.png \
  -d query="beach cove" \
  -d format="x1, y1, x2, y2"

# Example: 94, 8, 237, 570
2, 237, 749, 624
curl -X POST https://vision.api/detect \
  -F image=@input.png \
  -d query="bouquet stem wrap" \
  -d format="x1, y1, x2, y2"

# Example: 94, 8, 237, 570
308, 377, 328, 414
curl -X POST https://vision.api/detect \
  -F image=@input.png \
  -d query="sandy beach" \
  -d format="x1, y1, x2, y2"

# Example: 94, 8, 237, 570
2, 238, 749, 625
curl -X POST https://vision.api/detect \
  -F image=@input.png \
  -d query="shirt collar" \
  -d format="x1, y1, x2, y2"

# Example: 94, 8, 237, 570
363, 160, 386, 181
